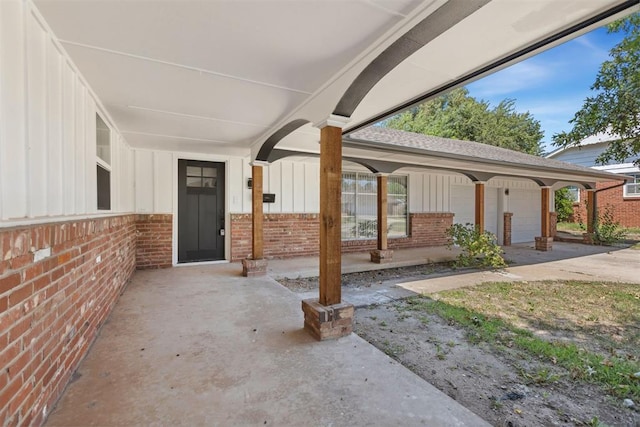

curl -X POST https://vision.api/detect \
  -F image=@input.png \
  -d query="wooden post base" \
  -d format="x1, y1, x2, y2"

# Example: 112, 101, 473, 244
534, 236, 553, 251
370, 249, 393, 264
242, 258, 268, 277
302, 299, 354, 341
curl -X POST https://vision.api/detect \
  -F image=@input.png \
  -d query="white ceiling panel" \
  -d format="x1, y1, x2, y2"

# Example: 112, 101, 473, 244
35, 0, 408, 92
108, 105, 269, 145
62, 43, 308, 136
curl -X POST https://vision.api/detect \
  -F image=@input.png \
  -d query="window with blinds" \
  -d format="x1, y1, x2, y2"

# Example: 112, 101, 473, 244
341, 172, 407, 240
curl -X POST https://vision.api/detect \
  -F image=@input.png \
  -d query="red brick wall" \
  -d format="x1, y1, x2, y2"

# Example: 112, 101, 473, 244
0, 214, 172, 426
230, 212, 453, 261
135, 214, 173, 269
573, 182, 640, 228
0, 216, 135, 426
231, 213, 320, 260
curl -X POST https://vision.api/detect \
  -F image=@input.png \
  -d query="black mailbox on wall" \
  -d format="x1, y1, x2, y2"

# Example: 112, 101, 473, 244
263, 193, 276, 203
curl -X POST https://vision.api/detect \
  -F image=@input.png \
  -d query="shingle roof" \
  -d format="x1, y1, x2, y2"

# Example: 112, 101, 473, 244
347, 126, 622, 179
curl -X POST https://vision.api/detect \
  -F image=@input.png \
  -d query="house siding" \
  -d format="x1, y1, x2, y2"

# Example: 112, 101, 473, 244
0, 1, 134, 221
549, 143, 639, 229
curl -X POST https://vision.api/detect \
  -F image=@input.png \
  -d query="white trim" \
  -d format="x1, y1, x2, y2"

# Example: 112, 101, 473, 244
623, 173, 640, 198
171, 153, 232, 266
174, 260, 230, 267
0, 212, 133, 229
313, 114, 351, 130
251, 160, 270, 167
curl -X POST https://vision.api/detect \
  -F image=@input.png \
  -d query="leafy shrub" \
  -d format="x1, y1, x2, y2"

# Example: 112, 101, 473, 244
446, 223, 506, 269
575, 201, 625, 245
554, 187, 576, 222
593, 205, 626, 245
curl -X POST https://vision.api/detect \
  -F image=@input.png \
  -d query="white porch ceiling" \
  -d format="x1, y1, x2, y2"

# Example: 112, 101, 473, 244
34, 0, 638, 157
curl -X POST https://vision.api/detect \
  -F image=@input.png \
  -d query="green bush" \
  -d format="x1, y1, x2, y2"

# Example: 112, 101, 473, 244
446, 223, 506, 269
554, 187, 575, 222
593, 205, 626, 245
575, 201, 625, 245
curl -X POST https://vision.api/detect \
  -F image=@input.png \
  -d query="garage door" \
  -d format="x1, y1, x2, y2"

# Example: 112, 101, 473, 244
450, 185, 498, 235
510, 188, 541, 243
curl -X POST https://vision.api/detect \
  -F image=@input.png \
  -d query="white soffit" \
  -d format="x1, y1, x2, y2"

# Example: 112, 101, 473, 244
33, 0, 425, 151
32, 0, 636, 154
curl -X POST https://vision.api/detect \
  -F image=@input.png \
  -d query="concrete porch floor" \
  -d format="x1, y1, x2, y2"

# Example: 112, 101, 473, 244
45, 242, 637, 426
45, 262, 489, 426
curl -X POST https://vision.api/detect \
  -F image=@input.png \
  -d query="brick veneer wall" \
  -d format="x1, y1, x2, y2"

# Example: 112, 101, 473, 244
135, 215, 173, 269
230, 212, 453, 261
0, 214, 171, 426
573, 182, 640, 228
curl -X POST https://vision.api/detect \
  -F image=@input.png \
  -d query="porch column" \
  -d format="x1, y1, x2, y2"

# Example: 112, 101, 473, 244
242, 162, 268, 277
535, 187, 553, 251
302, 115, 354, 341
474, 181, 485, 232
371, 173, 393, 263
584, 189, 596, 244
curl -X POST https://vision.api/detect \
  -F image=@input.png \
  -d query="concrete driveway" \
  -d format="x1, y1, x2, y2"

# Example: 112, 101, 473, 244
399, 242, 640, 295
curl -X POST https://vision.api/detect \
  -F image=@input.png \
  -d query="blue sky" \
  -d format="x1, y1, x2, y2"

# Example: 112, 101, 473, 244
465, 26, 624, 153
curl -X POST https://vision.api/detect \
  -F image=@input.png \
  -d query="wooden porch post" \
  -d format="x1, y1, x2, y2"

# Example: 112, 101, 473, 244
242, 162, 268, 276
541, 187, 551, 238
318, 124, 342, 306
251, 164, 264, 260
377, 174, 388, 251
370, 173, 393, 263
535, 187, 553, 251
474, 181, 485, 232
302, 115, 354, 340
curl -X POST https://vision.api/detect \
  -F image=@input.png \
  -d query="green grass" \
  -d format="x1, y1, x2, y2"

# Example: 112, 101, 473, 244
557, 221, 585, 232
557, 221, 640, 237
400, 294, 640, 400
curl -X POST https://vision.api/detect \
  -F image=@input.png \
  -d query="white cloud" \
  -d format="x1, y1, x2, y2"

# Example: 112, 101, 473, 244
467, 60, 556, 98
572, 33, 611, 63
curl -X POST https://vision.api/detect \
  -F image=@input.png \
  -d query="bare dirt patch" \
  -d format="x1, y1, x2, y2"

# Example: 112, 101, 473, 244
279, 268, 640, 426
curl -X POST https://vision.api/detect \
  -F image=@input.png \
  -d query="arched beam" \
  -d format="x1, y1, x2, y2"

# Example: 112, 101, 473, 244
551, 181, 595, 191
255, 119, 310, 162
333, 0, 490, 117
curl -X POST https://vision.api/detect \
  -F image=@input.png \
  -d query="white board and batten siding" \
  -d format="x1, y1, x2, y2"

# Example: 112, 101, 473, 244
0, 0, 134, 223
449, 177, 541, 244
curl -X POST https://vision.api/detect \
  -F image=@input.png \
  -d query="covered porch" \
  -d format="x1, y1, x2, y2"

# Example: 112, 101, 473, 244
43, 241, 634, 426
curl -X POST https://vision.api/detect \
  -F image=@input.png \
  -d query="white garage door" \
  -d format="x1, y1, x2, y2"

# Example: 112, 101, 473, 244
450, 185, 498, 235
510, 188, 541, 243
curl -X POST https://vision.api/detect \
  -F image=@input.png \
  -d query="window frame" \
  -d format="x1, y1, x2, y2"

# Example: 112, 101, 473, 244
341, 171, 408, 240
96, 113, 112, 211
623, 173, 640, 198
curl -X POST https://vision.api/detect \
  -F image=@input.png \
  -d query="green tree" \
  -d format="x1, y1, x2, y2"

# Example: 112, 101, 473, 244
553, 13, 640, 166
385, 88, 544, 155
554, 187, 575, 222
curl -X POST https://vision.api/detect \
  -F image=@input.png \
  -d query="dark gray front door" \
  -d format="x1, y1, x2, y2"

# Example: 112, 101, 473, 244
178, 160, 225, 263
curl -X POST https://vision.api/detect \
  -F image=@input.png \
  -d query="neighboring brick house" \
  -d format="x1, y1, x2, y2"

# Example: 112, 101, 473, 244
547, 134, 640, 228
